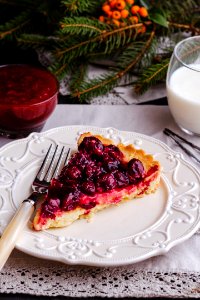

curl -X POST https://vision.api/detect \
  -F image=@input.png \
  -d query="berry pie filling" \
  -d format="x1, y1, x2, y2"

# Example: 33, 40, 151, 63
39, 136, 159, 222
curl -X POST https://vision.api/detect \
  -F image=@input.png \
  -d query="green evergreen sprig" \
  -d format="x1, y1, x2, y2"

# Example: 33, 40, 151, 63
60, 17, 108, 37
69, 59, 88, 93
48, 22, 145, 81
134, 57, 170, 94
0, 0, 199, 102
72, 72, 118, 103
61, 0, 102, 16
56, 22, 145, 63
153, 0, 196, 22
17, 33, 58, 49
72, 30, 155, 102
0, 11, 31, 39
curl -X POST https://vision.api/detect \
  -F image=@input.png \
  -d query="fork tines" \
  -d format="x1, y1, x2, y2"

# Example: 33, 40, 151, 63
37, 145, 71, 182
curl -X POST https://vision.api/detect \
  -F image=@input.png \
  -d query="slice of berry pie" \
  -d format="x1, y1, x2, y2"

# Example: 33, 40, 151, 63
33, 132, 161, 230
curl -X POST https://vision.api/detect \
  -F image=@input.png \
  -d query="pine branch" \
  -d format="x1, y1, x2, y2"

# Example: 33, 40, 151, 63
141, 36, 158, 68
69, 59, 88, 92
0, 11, 31, 39
134, 57, 170, 94
35, 1, 64, 30
152, 0, 197, 23
116, 30, 156, 75
114, 45, 141, 69
0, 0, 197, 103
49, 59, 70, 80
169, 22, 200, 35
60, 17, 108, 37
56, 23, 144, 63
17, 33, 58, 49
71, 30, 155, 102
113, 36, 157, 72
61, 0, 101, 16
72, 72, 118, 103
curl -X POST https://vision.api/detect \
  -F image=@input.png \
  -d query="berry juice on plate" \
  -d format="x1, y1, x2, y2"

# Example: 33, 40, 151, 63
0, 64, 59, 138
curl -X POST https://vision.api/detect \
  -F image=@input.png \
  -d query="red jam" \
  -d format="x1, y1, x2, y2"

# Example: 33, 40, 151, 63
40, 136, 149, 219
0, 64, 59, 137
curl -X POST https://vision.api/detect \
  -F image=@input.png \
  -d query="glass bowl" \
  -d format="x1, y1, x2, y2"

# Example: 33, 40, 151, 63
0, 64, 59, 138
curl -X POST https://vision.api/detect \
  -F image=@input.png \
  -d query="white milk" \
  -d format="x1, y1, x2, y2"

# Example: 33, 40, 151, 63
167, 65, 200, 134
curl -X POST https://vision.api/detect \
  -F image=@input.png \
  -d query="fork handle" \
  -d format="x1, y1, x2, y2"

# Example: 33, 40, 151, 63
0, 199, 35, 271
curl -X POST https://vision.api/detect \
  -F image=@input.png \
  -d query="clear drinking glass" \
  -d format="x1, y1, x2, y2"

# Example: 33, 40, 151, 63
166, 36, 200, 135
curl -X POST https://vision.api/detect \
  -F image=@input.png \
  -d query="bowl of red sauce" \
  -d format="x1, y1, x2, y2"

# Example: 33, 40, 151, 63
0, 64, 59, 138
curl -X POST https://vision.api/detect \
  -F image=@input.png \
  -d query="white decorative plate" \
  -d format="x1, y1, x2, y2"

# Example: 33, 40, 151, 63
0, 126, 200, 266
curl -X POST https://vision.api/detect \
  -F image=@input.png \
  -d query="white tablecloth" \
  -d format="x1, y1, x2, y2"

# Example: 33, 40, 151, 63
0, 105, 200, 298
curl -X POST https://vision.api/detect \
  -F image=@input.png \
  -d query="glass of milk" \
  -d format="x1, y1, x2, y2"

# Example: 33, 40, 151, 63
167, 36, 200, 135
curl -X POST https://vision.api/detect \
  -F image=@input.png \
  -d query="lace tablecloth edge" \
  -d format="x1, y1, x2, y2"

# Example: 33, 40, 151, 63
1, 262, 200, 298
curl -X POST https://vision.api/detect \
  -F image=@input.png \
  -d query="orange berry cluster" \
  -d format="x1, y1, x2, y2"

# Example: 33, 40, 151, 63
99, 0, 148, 30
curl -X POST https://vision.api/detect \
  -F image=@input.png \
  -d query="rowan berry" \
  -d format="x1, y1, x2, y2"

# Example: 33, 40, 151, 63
109, 0, 117, 8
99, 16, 105, 22
129, 15, 138, 23
116, 0, 126, 10
139, 7, 148, 17
120, 22, 126, 27
138, 25, 146, 33
112, 10, 121, 19
141, 25, 146, 32
121, 9, 129, 18
108, 11, 113, 17
102, 4, 111, 13
131, 5, 140, 14
126, 0, 134, 4
113, 19, 121, 27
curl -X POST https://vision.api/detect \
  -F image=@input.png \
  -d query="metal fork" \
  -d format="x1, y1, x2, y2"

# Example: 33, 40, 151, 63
0, 144, 70, 271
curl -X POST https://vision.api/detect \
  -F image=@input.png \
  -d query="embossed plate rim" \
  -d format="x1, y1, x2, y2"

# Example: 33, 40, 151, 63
0, 125, 200, 266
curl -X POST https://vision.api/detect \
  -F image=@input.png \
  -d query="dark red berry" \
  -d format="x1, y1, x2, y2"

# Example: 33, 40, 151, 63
69, 152, 90, 170
58, 165, 68, 180
114, 171, 129, 187
104, 145, 123, 160
63, 165, 82, 180
51, 178, 63, 189
48, 179, 63, 198
81, 181, 96, 196
103, 154, 120, 171
79, 201, 96, 210
41, 198, 60, 218
94, 163, 105, 177
84, 161, 95, 178
85, 165, 94, 179
84, 162, 104, 180
61, 180, 80, 195
78, 137, 104, 156
61, 193, 79, 211
97, 173, 117, 191
128, 158, 145, 183
48, 198, 60, 208
96, 186, 103, 193
42, 204, 55, 218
